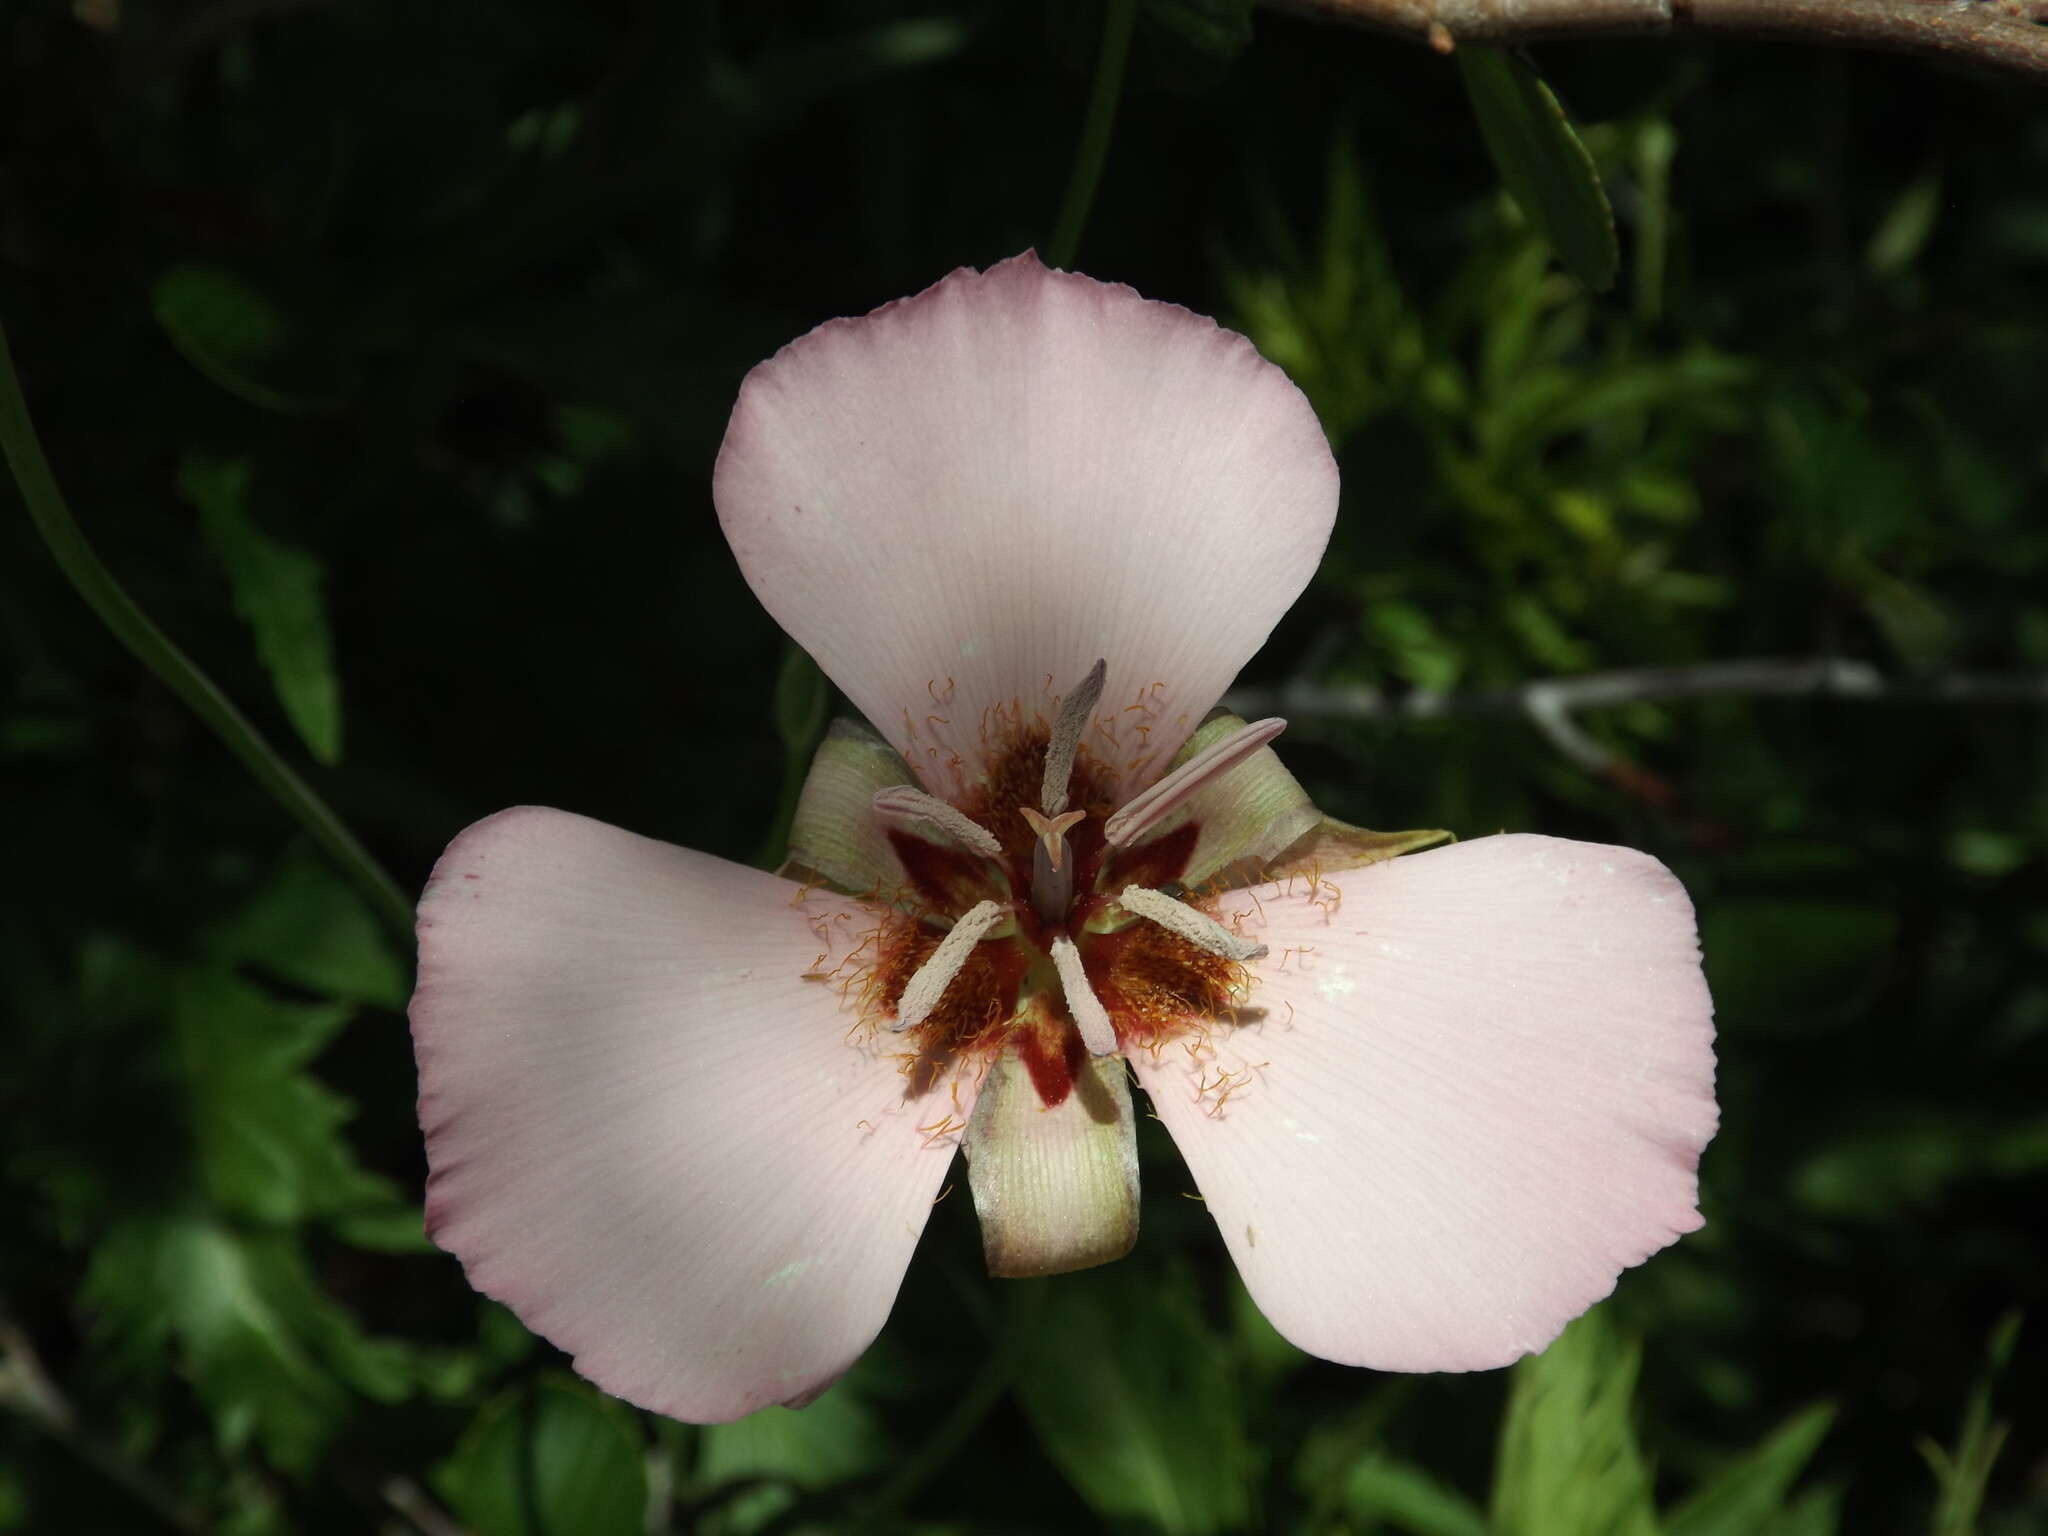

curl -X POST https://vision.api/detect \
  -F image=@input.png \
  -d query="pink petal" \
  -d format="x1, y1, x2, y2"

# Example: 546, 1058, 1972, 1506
1133, 834, 1717, 1373
713, 252, 1337, 799
411, 808, 968, 1422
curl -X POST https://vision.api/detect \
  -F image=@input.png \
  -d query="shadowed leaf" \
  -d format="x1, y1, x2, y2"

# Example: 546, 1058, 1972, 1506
181, 453, 344, 767
1456, 47, 1617, 292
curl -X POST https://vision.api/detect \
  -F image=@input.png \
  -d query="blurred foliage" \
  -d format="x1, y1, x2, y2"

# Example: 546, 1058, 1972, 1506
2, 0, 2045, 1532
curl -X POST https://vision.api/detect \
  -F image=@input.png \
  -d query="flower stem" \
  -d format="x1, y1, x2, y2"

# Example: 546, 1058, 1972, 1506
1046, 0, 1139, 270
0, 314, 415, 943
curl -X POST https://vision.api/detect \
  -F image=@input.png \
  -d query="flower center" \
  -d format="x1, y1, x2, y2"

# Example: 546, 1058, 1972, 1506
864, 663, 1272, 1107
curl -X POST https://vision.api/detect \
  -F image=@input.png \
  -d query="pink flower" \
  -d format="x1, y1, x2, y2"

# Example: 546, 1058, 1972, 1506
410, 252, 1718, 1424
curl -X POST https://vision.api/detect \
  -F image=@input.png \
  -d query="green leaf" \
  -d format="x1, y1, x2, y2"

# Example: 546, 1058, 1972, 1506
209, 841, 407, 1009
1921, 1312, 2022, 1536
696, 1371, 884, 1534
435, 1375, 648, 1536
1013, 1264, 1252, 1535
1701, 899, 1897, 1035
1491, 1308, 1657, 1536
180, 452, 344, 766
83, 1216, 411, 1472
1665, 1401, 1836, 1536
151, 263, 345, 413
1866, 168, 1942, 277
1341, 1457, 1491, 1536
773, 641, 829, 754
174, 964, 400, 1226
1144, 0, 1254, 62
1790, 1114, 2048, 1222
1456, 46, 1618, 292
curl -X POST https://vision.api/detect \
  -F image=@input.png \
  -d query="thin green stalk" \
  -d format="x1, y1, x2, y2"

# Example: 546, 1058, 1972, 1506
1045, 0, 1139, 270
855, 1277, 1045, 1528
0, 313, 414, 943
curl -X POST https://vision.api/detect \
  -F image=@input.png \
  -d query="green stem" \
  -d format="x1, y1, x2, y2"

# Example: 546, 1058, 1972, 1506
1045, 0, 1139, 270
0, 313, 415, 943
856, 1278, 1045, 1527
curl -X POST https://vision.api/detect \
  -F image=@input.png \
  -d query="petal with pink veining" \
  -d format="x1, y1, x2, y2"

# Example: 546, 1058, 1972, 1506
1133, 834, 1717, 1373
713, 252, 1338, 800
411, 807, 968, 1422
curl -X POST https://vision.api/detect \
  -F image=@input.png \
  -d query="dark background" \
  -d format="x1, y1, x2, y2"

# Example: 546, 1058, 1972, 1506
2, 1, 2044, 1531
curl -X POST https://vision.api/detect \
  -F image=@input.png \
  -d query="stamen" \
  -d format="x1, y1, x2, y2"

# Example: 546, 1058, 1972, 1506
1049, 936, 1118, 1056
1041, 658, 1107, 814
1117, 884, 1268, 963
1019, 806, 1086, 871
871, 786, 1004, 860
892, 900, 1008, 1032
1103, 717, 1287, 848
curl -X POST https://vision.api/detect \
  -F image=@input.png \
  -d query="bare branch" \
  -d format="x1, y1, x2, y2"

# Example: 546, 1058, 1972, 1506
1266, 0, 2048, 80
1227, 656, 2048, 758
1228, 657, 2046, 823
1, 1315, 206, 1534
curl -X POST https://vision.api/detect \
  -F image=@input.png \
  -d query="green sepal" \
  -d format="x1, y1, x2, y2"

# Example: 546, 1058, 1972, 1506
778, 717, 916, 895
1142, 711, 1451, 890
965, 1040, 1140, 1278
1140, 712, 1324, 893
1261, 817, 1454, 882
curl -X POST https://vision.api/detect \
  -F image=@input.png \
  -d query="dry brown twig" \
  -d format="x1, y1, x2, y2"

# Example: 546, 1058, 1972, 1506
1264, 0, 2048, 79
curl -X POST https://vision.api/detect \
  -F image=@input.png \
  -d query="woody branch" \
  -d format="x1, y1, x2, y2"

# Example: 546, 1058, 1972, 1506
1225, 657, 2048, 776
1264, 0, 2048, 80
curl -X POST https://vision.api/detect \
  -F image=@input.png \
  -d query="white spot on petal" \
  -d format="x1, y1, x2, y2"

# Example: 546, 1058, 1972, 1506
765, 1259, 815, 1288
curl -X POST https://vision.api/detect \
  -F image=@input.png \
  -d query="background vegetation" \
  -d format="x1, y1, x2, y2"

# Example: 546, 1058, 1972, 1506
2, 0, 2043, 1531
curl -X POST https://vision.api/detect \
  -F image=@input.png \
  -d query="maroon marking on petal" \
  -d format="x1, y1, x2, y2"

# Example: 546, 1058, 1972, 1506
1015, 1014, 1083, 1109
1103, 821, 1198, 892
888, 829, 1003, 916
1080, 916, 1238, 1054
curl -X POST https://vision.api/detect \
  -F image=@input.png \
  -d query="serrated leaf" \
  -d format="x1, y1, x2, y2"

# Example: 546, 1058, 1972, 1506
1665, 1402, 1836, 1536
152, 263, 345, 413
1491, 1308, 1657, 1536
435, 1375, 647, 1536
1457, 46, 1617, 292
174, 964, 400, 1226
180, 453, 344, 766
1013, 1264, 1252, 1535
83, 1216, 411, 1472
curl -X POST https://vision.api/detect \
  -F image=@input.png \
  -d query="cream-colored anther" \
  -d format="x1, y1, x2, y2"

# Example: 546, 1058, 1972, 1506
1049, 936, 1118, 1056
871, 785, 1004, 860
1041, 658, 1107, 814
1117, 884, 1268, 963
1103, 717, 1287, 849
892, 901, 1008, 1032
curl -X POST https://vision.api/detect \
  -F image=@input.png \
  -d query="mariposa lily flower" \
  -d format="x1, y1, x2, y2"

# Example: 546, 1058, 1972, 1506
411, 252, 1717, 1424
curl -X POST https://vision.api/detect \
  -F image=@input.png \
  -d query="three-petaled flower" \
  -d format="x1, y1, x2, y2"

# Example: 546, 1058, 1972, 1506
410, 252, 1718, 1424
